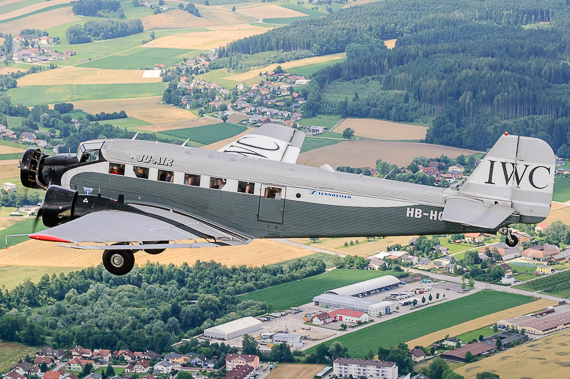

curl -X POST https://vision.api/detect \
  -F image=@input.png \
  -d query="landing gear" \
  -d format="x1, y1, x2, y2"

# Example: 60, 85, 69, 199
102, 249, 135, 275
142, 241, 168, 255
499, 227, 519, 247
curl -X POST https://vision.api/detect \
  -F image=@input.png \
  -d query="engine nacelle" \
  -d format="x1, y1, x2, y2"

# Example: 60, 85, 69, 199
41, 186, 141, 227
20, 148, 78, 190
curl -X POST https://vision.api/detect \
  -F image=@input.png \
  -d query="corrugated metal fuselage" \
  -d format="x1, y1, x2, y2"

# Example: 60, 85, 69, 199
63, 139, 518, 239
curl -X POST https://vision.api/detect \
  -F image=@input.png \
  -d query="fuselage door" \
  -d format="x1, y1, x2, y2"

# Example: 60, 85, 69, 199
258, 185, 286, 224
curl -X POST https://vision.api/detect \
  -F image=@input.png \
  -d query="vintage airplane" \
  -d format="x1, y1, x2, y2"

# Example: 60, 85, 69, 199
19, 124, 555, 275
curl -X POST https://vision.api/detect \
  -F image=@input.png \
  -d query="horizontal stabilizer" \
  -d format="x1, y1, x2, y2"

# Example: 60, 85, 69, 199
442, 197, 514, 229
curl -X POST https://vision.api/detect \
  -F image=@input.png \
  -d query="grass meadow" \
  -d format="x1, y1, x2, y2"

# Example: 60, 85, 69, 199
456, 324, 496, 342
160, 123, 246, 145
0, 342, 37, 374
77, 47, 199, 70
239, 269, 405, 310
0, 266, 80, 290
307, 291, 534, 357
0, 0, 45, 15
0, 153, 21, 160
288, 58, 345, 77
297, 115, 342, 129
0, 218, 47, 248
7, 83, 168, 106
300, 137, 343, 153
553, 176, 570, 202
0, 3, 71, 24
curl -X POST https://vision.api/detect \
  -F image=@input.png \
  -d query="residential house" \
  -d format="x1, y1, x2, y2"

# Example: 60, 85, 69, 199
6, 372, 27, 379
401, 254, 418, 265
464, 233, 485, 243
478, 252, 490, 262
141, 375, 156, 379
84, 374, 102, 379
152, 361, 173, 374
65, 358, 95, 371
446, 263, 461, 274
39, 36, 54, 45
432, 244, 449, 255
10, 362, 35, 376
21, 132, 36, 143
154, 64, 166, 70
224, 364, 254, 379
93, 349, 111, 362
291, 112, 302, 121
225, 354, 260, 370
116, 349, 135, 362
448, 164, 464, 173
535, 223, 550, 233
43, 372, 61, 379
410, 349, 426, 362
125, 360, 151, 374
501, 275, 516, 285
142, 351, 161, 360
417, 258, 437, 270
535, 265, 555, 275
333, 358, 398, 379
283, 120, 295, 128
36, 346, 66, 361
442, 337, 462, 348
481, 242, 523, 261
308, 126, 326, 135
191, 354, 207, 367
553, 249, 570, 263
368, 257, 385, 271
409, 237, 418, 246
523, 244, 560, 262
172, 355, 192, 365
34, 356, 53, 365
512, 231, 532, 243
313, 312, 335, 326
164, 353, 183, 364
499, 263, 513, 276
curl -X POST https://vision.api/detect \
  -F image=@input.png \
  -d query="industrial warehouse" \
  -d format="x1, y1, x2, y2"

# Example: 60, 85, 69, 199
313, 276, 401, 315
204, 317, 263, 340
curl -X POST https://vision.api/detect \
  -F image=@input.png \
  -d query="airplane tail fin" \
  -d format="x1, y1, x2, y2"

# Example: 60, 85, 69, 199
442, 134, 555, 229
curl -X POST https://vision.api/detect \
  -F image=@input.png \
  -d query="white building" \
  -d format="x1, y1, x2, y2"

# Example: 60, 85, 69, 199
325, 275, 402, 297
152, 361, 172, 375
367, 301, 395, 316
2, 182, 17, 192
204, 317, 262, 340
272, 333, 302, 347
501, 275, 516, 285
333, 358, 398, 379
329, 309, 369, 323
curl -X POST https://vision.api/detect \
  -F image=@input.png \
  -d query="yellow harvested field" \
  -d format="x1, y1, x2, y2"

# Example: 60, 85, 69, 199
201, 128, 253, 151
337, 118, 427, 141
0, 145, 25, 154
290, 236, 415, 256
543, 202, 570, 225
138, 117, 221, 133
0, 8, 78, 35
0, 0, 74, 21
0, 160, 19, 180
384, 39, 397, 49
197, 6, 258, 26
343, 0, 372, 8
225, 53, 347, 82
0, 239, 316, 268
141, 9, 215, 30
407, 299, 556, 348
18, 67, 162, 86
146, 24, 268, 50
455, 328, 570, 379
266, 364, 326, 379
236, 4, 308, 19
299, 140, 479, 168
71, 97, 195, 124
0, 67, 25, 75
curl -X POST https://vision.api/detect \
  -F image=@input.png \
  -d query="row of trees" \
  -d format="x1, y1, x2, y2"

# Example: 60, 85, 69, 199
72, 0, 124, 18
86, 110, 128, 121
0, 258, 327, 352
211, 50, 314, 71
66, 19, 143, 44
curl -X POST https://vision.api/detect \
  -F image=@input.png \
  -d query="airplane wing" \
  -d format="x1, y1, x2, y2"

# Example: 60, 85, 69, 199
29, 204, 250, 250
217, 123, 305, 163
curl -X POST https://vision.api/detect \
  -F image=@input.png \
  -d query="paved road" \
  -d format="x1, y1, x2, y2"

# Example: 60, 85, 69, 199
408, 268, 567, 303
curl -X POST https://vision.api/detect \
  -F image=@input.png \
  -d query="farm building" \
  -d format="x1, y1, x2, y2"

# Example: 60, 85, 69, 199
273, 333, 302, 347
498, 310, 570, 335
325, 275, 401, 297
482, 332, 528, 347
440, 342, 497, 362
204, 317, 262, 340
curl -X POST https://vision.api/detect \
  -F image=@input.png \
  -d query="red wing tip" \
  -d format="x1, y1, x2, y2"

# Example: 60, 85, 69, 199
29, 234, 72, 243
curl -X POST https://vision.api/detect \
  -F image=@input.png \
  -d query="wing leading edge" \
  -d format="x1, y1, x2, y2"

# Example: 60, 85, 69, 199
217, 123, 305, 163
29, 204, 251, 250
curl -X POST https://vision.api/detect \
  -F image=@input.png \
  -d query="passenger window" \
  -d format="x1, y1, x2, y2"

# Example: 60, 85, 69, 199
184, 174, 201, 186
158, 170, 174, 182
109, 163, 125, 175
238, 181, 255, 194
133, 166, 149, 179
210, 177, 226, 189
264, 187, 282, 200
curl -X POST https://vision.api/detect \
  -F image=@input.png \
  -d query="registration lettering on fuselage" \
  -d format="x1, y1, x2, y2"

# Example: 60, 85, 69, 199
134, 154, 174, 166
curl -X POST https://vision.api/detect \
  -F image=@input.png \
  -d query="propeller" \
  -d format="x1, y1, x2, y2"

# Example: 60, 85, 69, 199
32, 205, 43, 233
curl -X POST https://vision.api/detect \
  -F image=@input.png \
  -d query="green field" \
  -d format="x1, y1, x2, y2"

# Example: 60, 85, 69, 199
441, 240, 479, 255
78, 47, 197, 70
7, 83, 168, 106
456, 324, 496, 343
239, 269, 406, 310
0, 0, 44, 15
0, 153, 20, 160
0, 266, 81, 291
307, 291, 534, 357
95, 367, 126, 375
0, 218, 47, 248
553, 176, 570, 202
106, 117, 151, 130
0, 140, 29, 149
0, 342, 37, 374
300, 137, 343, 153
196, 69, 239, 90
515, 270, 570, 297
0, 2, 71, 24
120, 0, 155, 19
289, 58, 345, 77
160, 123, 246, 145
298, 115, 342, 129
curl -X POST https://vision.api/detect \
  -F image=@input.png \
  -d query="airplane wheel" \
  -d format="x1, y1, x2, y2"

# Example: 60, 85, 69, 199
143, 241, 167, 255
505, 235, 519, 248
103, 250, 134, 275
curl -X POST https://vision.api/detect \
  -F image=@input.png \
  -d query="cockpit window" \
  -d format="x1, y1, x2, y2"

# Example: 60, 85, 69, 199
109, 163, 125, 175
77, 142, 104, 163
134, 166, 149, 179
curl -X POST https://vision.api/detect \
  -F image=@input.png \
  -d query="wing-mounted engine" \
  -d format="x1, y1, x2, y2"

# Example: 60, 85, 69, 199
20, 148, 79, 189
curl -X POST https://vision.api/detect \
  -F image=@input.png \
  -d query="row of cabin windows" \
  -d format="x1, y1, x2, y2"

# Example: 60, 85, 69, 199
108, 162, 282, 199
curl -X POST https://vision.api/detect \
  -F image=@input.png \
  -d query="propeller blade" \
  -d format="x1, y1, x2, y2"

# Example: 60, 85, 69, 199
33, 206, 43, 233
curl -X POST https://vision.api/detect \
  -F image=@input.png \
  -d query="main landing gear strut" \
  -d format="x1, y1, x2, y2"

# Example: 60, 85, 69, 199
499, 227, 519, 248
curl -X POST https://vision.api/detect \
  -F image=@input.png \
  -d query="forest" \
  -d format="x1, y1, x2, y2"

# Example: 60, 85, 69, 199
224, 0, 570, 153
0, 258, 327, 352
66, 19, 143, 44
71, 0, 125, 18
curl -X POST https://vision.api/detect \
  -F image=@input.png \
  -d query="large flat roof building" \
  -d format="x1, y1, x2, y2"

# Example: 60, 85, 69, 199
325, 275, 401, 297
498, 310, 570, 335
333, 358, 398, 379
440, 342, 497, 362
204, 317, 262, 340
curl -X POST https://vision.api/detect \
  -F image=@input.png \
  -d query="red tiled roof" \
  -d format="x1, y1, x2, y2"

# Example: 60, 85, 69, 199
225, 354, 258, 363
329, 309, 365, 318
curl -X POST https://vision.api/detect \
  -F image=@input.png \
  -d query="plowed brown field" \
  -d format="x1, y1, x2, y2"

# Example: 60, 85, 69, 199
266, 364, 326, 379
0, 145, 25, 154
0, 239, 316, 268
298, 140, 479, 168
